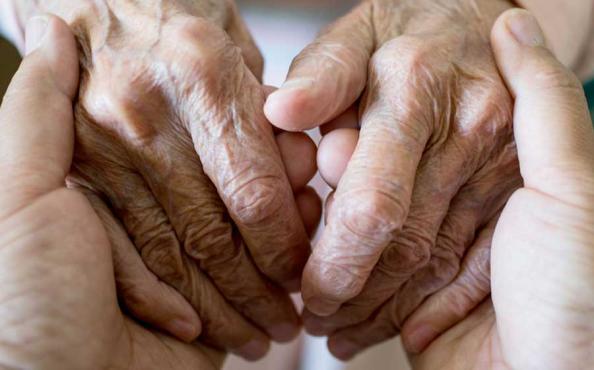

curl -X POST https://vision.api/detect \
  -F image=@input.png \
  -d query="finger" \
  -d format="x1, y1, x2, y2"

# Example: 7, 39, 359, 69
70, 159, 270, 359
317, 128, 359, 188
295, 186, 323, 238
401, 216, 499, 354
226, 2, 264, 80
181, 25, 311, 288
264, 2, 374, 131
305, 137, 517, 335
302, 38, 440, 315
0, 15, 78, 217
132, 141, 301, 343
390, 144, 520, 329
491, 9, 594, 203
327, 303, 399, 361
83, 190, 202, 343
276, 131, 318, 192
319, 103, 360, 136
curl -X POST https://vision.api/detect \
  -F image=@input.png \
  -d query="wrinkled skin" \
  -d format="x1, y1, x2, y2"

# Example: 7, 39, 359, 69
265, 0, 523, 359
0, 16, 223, 369
410, 11, 594, 368
10, 0, 320, 359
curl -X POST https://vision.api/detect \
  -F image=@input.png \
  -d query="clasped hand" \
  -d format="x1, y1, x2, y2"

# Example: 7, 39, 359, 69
0, 2, 593, 370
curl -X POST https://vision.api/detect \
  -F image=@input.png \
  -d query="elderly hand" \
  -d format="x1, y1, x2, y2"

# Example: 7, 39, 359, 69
0, 16, 224, 370
5, 0, 322, 360
406, 10, 594, 369
266, 0, 521, 358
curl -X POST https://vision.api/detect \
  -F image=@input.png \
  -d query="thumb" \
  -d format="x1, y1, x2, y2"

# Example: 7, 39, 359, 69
0, 15, 79, 218
491, 9, 594, 205
264, 2, 374, 131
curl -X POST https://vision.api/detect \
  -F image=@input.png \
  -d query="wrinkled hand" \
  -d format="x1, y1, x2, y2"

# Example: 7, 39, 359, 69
409, 10, 594, 370
266, 0, 522, 359
13, 0, 321, 359
0, 16, 223, 370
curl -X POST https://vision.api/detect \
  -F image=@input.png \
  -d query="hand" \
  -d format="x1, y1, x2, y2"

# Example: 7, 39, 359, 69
405, 10, 594, 370
266, 0, 521, 358
0, 16, 224, 370
8, 0, 321, 359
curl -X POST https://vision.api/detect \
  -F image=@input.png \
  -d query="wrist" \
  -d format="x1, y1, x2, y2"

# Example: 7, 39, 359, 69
514, 0, 594, 69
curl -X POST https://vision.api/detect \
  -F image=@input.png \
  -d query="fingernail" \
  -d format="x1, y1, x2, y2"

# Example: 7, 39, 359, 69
233, 339, 269, 361
25, 16, 49, 55
506, 10, 545, 47
168, 319, 201, 343
404, 324, 437, 354
279, 78, 315, 92
306, 297, 340, 317
268, 322, 300, 342
330, 339, 358, 361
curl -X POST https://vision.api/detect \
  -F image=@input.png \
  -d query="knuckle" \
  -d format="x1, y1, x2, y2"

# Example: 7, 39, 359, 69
170, 16, 243, 85
138, 230, 186, 284
463, 83, 514, 136
436, 228, 467, 260
226, 174, 285, 227
372, 36, 434, 79
184, 219, 238, 267
444, 271, 490, 319
78, 58, 165, 145
308, 259, 368, 302
336, 189, 407, 245
379, 226, 432, 274
463, 248, 491, 290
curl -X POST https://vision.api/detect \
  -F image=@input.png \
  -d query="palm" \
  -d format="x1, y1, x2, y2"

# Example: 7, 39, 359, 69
411, 187, 594, 370
410, 301, 509, 370
0, 188, 223, 370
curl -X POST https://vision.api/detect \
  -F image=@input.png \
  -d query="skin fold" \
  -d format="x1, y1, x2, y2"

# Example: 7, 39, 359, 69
5, 0, 322, 360
266, 0, 526, 359
408, 10, 594, 370
303, 0, 594, 360
2, 0, 591, 365
0, 16, 224, 370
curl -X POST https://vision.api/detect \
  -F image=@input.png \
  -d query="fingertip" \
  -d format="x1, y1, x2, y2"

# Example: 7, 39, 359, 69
265, 79, 321, 131
327, 336, 357, 362
401, 322, 438, 354
317, 128, 359, 188
295, 186, 322, 237
276, 131, 318, 191
301, 251, 360, 316
302, 309, 332, 336
167, 318, 202, 343
268, 322, 302, 343
233, 337, 271, 362
305, 297, 341, 317
301, 267, 343, 316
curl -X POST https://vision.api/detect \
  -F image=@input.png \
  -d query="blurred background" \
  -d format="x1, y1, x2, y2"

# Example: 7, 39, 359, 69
0, 1, 412, 369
